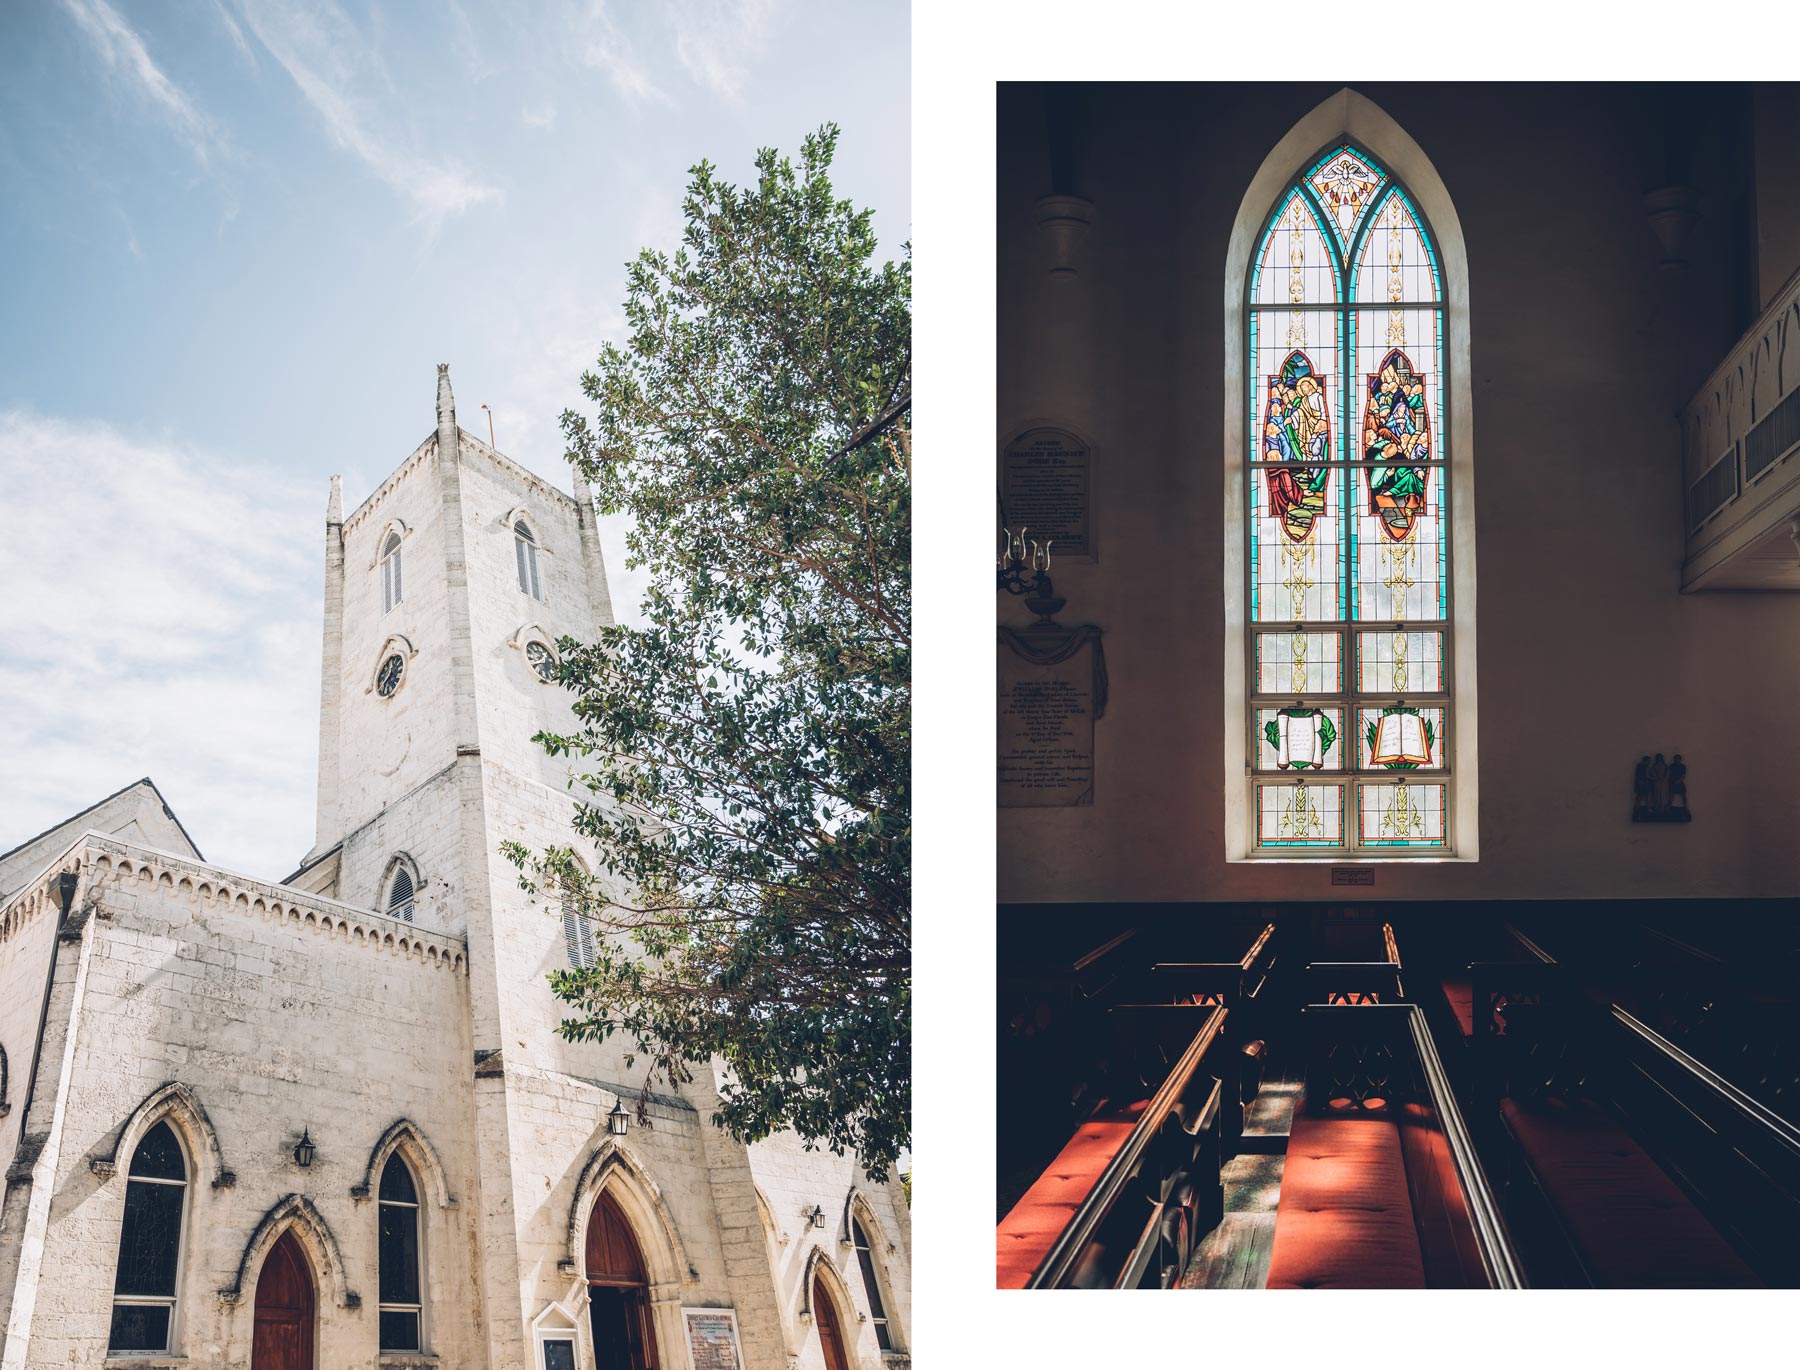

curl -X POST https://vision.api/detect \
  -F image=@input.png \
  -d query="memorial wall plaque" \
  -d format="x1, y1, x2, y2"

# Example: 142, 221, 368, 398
999, 623, 1107, 807
682, 1307, 744, 1370
1001, 427, 1094, 561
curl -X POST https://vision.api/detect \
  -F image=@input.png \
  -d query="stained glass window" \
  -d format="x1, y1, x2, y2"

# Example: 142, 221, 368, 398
1245, 143, 1454, 855
109, 1120, 187, 1352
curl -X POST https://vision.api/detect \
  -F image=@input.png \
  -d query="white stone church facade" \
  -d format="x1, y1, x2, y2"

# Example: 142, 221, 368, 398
0, 368, 909, 1370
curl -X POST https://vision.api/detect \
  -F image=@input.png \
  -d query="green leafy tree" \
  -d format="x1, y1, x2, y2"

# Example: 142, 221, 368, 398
504, 126, 909, 1180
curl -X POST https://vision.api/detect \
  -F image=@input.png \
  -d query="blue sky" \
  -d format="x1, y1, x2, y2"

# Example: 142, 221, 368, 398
0, 0, 909, 880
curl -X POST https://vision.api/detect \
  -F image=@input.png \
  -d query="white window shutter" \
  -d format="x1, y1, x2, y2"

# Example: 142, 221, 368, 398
516, 535, 530, 594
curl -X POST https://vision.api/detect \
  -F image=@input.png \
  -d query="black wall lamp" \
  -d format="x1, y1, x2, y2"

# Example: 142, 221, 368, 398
293, 1127, 316, 1168
607, 1099, 630, 1137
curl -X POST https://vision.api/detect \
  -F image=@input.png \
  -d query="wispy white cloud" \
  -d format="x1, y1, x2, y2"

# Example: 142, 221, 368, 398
233, 0, 502, 228
0, 411, 321, 880
521, 103, 557, 130
59, 0, 224, 164
568, 0, 664, 104
664, 0, 784, 102
207, 0, 259, 71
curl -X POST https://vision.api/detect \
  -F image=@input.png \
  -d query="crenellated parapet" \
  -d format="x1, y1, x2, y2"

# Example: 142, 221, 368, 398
0, 832, 468, 974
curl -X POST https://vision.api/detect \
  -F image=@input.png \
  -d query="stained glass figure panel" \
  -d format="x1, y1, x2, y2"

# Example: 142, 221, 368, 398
1356, 706, 1447, 771
1351, 310, 1445, 467
1351, 460, 1446, 622
1250, 189, 1340, 307
1250, 323, 1344, 468
1307, 146, 1387, 248
1358, 780, 1447, 847
1356, 631, 1443, 694
1256, 780, 1345, 847
1254, 706, 1345, 772
1255, 630, 1342, 694
1251, 455, 1343, 623
1352, 187, 1442, 303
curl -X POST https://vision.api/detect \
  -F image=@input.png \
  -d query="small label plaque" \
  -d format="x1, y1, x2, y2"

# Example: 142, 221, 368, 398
1331, 866, 1375, 887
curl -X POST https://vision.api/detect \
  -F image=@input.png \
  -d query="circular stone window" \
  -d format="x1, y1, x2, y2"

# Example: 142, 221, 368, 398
525, 640, 557, 682
376, 653, 406, 698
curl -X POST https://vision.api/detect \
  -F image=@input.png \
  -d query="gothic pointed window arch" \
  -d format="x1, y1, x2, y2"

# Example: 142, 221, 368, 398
1239, 129, 1467, 856
377, 1152, 424, 1352
381, 529, 403, 614
560, 856, 597, 970
108, 1120, 189, 1353
515, 519, 544, 601
850, 1212, 896, 1352
382, 855, 420, 924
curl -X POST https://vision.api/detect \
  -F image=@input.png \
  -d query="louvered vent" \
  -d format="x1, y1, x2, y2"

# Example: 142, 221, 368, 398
1744, 385, 1800, 482
388, 867, 415, 923
1687, 446, 1738, 533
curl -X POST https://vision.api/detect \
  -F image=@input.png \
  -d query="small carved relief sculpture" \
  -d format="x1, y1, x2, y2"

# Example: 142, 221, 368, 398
1632, 751, 1692, 822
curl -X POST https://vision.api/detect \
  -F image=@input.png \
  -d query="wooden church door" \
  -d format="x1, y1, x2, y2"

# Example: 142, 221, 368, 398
586, 1192, 659, 1370
813, 1274, 852, 1370
251, 1230, 315, 1370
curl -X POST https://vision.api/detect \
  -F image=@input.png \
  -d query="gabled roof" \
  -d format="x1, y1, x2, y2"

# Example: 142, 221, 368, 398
0, 776, 203, 866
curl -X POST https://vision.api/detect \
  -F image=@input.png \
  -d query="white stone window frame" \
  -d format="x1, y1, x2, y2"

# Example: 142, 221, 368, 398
377, 1152, 427, 1354
559, 853, 598, 970
108, 1120, 195, 1358
367, 634, 420, 700
842, 1193, 904, 1355
504, 507, 552, 604
380, 853, 422, 925
373, 519, 411, 617
1223, 88, 1479, 863
509, 622, 562, 686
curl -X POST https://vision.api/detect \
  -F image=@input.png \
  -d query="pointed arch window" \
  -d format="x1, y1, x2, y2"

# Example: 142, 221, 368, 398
109, 1120, 188, 1353
850, 1214, 894, 1351
383, 856, 419, 924
378, 1153, 424, 1352
1243, 142, 1457, 855
381, 530, 404, 614
561, 867, 597, 971
515, 520, 543, 601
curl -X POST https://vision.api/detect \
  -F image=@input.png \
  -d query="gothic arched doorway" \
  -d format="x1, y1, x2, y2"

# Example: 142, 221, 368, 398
812, 1272, 852, 1370
251, 1230, 315, 1370
586, 1190, 659, 1370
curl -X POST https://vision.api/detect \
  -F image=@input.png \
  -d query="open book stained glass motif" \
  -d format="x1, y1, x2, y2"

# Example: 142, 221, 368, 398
1244, 142, 1455, 854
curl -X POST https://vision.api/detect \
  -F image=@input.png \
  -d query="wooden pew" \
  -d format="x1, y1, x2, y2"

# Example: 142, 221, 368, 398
997, 1004, 1230, 1289
1304, 919, 1404, 1006
1265, 1004, 1522, 1289
1471, 963, 1795, 1287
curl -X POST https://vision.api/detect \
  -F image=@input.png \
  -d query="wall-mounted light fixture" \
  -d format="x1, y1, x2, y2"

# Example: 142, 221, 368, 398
806, 1204, 826, 1230
607, 1099, 630, 1137
293, 1127, 316, 1168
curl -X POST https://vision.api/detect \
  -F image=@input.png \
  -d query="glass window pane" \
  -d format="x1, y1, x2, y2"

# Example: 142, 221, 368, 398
115, 1180, 184, 1296
1255, 631, 1341, 695
379, 1203, 421, 1304
1250, 189, 1339, 307
1351, 456, 1446, 622
1356, 706, 1447, 771
1254, 707, 1345, 773
1356, 631, 1443, 694
380, 1153, 418, 1204
379, 1308, 421, 1352
108, 1302, 171, 1352
1352, 187, 1442, 303
1358, 780, 1448, 847
130, 1122, 186, 1182
1251, 456, 1343, 624
1255, 780, 1345, 848
1306, 145, 1388, 250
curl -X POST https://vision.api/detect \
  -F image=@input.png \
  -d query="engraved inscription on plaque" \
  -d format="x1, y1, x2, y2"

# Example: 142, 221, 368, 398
683, 1308, 744, 1370
999, 628, 1103, 806
1002, 427, 1093, 561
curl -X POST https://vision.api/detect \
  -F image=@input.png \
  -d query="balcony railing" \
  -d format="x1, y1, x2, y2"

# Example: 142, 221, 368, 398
1680, 266, 1800, 590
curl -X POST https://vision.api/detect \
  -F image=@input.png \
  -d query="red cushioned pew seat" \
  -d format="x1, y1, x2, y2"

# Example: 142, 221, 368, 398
1499, 1096, 1761, 1289
1265, 1111, 1427, 1289
1441, 978, 1474, 1038
996, 1100, 1147, 1288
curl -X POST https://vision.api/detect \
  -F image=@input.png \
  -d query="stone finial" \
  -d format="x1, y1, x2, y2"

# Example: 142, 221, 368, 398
436, 363, 455, 430
327, 474, 343, 524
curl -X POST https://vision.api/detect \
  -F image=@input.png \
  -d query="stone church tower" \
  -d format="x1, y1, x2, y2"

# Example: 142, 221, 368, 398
0, 369, 909, 1370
